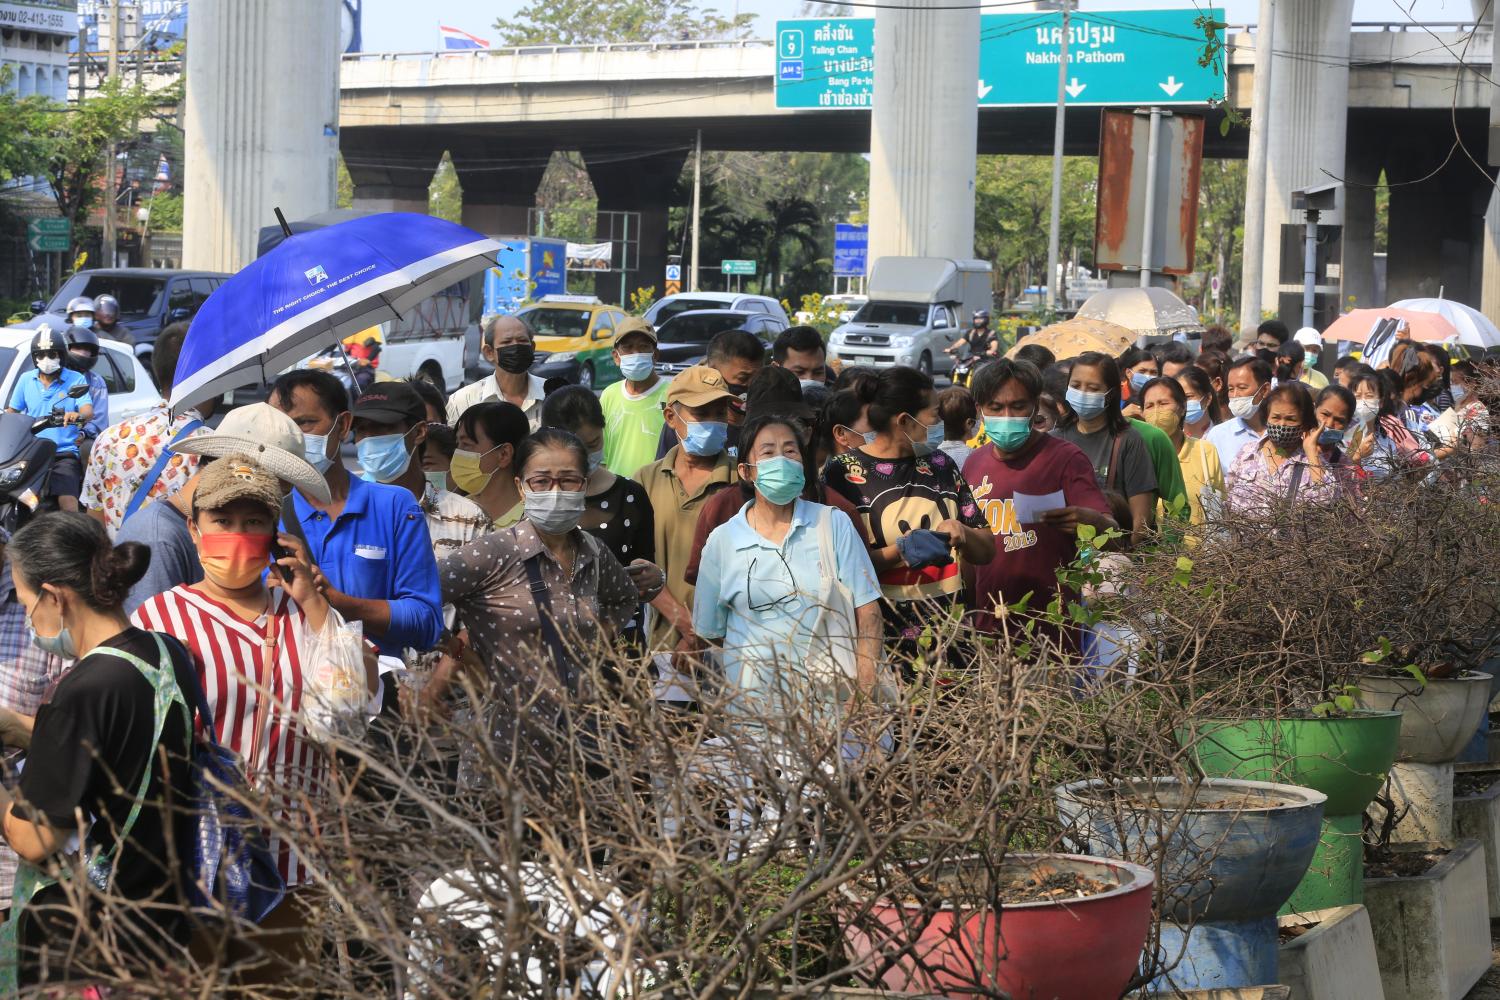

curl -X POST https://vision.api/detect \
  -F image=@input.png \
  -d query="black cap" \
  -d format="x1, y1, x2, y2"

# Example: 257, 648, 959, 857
744, 365, 814, 422
352, 381, 426, 425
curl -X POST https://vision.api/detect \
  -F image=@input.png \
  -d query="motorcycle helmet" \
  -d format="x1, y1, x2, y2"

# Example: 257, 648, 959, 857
93, 294, 120, 327
973, 309, 991, 326
65, 324, 100, 372
30, 325, 69, 375
65, 296, 96, 329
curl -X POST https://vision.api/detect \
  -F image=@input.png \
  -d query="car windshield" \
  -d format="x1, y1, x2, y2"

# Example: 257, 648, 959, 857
654, 298, 734, 323
48, 275, 166, 320
656, 313, 749, 343
520, 308, 591, 339
852, 301, 927, 326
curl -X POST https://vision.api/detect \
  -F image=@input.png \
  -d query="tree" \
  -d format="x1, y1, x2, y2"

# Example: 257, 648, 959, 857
494, 0, 755, 46
758, 196, 821, 289
1195, 158, 1245, 322
0, 69, 51, 185
429, 152, 462, 223
974, 155, 1097, 306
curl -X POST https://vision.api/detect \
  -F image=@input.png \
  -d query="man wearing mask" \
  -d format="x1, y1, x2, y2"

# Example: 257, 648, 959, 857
598, 318, 669, 478
7, 327, 91, 512
772, 326, 829, 390
634, 366, 740, 688
270, 370, 443, 709
64, 325, 109, 448
1293, 328, 1330, 389
92, 295, 127, 344
655, 329, 764, 460
1204, 357, 1273, 472
64, 296, 95, 330
446, 314, 547, 429
350, 380, 489, 556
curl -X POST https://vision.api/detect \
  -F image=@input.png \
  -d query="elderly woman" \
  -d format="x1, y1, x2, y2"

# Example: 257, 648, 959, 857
1224, 383, 1347, 514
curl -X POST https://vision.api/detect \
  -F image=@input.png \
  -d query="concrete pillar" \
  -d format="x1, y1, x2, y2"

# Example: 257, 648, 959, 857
584, 149, 687, 305
448, 143, 550, 238
867, 0, 979, 261
1481, 185, 1500, 327
340, 128, 438, 215
1387, 141, 1495, 305
183, 0, 340, 271
1257, 0, 1354, 318
1341, 124, 1382, 312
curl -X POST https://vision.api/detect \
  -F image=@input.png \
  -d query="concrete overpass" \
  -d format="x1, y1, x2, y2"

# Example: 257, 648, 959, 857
336, 21, 1499, 311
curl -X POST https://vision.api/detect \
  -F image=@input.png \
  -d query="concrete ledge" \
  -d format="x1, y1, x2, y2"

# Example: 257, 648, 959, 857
1136, 988, 1290, 999
1453, 764, 1500, 918
1373, 762, 1454, 844
1277, 905, 1384, 1000
1362, 839, 1489, 1000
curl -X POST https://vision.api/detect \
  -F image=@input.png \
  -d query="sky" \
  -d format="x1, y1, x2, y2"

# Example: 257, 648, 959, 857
360, 0, 1475, 53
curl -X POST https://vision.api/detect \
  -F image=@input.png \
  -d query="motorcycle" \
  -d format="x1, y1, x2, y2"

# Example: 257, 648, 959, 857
0, 384, 90, 536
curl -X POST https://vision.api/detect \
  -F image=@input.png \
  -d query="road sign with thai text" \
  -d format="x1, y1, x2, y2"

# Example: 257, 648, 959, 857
721, 260, 757, 276
775, 9, 1224, 110
27, 218, 70, 252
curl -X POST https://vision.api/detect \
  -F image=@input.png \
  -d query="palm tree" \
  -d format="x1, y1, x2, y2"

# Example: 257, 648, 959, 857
758, 197, 822, 291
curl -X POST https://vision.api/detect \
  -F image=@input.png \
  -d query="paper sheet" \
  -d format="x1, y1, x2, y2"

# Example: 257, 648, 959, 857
1012, 489, 1066, 525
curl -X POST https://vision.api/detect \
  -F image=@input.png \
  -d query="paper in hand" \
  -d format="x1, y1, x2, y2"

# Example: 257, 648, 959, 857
1012, 489, 1066, 525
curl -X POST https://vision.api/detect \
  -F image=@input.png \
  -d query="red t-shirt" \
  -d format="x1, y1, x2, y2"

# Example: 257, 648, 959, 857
961, 434, 1109, 634
684, 484, 862, 587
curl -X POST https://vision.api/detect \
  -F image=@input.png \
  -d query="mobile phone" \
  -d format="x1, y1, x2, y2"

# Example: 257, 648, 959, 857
269, 539, 290, 580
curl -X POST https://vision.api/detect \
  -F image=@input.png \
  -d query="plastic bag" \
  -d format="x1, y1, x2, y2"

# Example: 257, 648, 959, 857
302, 615, 370, 744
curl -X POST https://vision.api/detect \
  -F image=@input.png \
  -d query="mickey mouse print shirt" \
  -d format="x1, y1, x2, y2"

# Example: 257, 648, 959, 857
822, 447, 986, 639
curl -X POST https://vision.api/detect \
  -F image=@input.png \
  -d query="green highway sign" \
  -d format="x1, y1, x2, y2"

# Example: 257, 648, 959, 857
27, 233, 69, 253
775, 8, 1225, 110
721, 260, 757, 276
27, 217, 69, 236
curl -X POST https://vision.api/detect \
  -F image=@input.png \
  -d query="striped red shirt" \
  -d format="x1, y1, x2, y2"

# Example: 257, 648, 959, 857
132, 585, 326, 887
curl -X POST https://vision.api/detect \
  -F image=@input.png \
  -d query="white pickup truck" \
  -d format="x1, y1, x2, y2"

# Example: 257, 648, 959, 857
371, 277, 475, 391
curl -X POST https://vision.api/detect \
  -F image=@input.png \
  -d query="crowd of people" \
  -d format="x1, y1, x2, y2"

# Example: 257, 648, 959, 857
0, 300, 1489, 987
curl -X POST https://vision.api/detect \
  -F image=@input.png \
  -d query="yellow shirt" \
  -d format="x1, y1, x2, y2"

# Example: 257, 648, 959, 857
1165, 435, 1225, 526
1300, 368, 1329, 390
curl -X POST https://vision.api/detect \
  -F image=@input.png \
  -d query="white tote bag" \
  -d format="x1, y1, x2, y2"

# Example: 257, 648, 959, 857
803, 505, 860, 699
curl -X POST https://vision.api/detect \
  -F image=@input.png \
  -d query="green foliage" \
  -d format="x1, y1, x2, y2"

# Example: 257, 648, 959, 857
145, 192, 183, 231
336, 154, 354, 210
1195, 159, 1245, 323
0, 67, 52, 185
1311, 684, 1361, 718
429, 152, 462, 223
494, 0, 755, 45
974, 155, 1096, 308
795, 293, 844, 337
629, 286, 658, 315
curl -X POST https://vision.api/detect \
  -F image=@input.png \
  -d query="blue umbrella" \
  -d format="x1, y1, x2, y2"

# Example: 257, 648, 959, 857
170, 212, 500, 413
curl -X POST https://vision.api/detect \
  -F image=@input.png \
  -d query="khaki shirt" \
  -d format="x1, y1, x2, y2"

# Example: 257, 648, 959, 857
634, 445, 739, 649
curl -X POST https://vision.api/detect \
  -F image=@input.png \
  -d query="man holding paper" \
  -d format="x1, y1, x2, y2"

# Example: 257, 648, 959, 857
961, 359, 1115, 645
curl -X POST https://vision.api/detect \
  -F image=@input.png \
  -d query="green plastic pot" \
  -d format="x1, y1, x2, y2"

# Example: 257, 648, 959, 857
1181, 712, 1402, 913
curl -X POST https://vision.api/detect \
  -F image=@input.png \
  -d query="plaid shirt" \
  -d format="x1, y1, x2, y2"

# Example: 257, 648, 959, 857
0, 559, 67, 901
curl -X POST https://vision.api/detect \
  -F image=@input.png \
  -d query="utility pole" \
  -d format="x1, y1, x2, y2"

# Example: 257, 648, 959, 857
690, 129, 703, 293
1240, 0, 1276, 330
1044, 0, 1071, 312
102, 0, 121, 268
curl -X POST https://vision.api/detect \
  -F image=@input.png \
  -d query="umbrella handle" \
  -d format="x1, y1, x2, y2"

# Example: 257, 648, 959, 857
274, 206, 293, 239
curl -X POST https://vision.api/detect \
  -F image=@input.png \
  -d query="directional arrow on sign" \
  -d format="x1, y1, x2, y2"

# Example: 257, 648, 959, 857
978, 80, 993, 99
1064, 78, 1087, 99
1159, 76, 1184, 97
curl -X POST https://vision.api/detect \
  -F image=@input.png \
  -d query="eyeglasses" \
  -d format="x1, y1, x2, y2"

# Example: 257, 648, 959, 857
523, 474, 587, 492
747, 549, 798, 612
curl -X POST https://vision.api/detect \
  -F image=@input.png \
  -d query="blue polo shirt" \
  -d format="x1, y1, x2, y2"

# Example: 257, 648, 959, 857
8, 368, 88, 456
286, 474, 443, 657
81, 369, 109, 438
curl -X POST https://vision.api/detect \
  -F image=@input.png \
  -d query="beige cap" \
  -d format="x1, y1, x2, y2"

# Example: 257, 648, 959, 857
614, 316, 657, 346
171, 402, 331, 504
666, 365, 737, 408
191, 454, 283, 514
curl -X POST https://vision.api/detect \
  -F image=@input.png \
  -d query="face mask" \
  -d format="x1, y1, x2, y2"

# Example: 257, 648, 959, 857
1265, 423, 1303, 451
1129, 372, 1152, 393
1066, 387, 1109, 421
72, 316, 93, 329
1452, 384, 1468, 404
904, 415, 944, 456
1306, 352, 1321, 368
587, 450, 605, 475
1185, 399, 1205, 426
750, 455, 805, 505
523, 488, 586, 534
303, 421, 343, 475
838, 426, 876, 448
424, 469, 450, 493
1145, 407, 1183, 435
983, 415, 1032, 452
1419, 383, 1443, 404
1228, 394, 1260, 421
1318, 427, 1345, 449
680, 418, 728, 457
618, 353, 655, 382
1354, 400, 1380, 425
356, 431, 413, 484
198, 531, 274, 590
494, 343, 536, 374
799, 379, 824, 393
450, 446, 500, 495
35, 356, 60, 375
26, 590, 76, 660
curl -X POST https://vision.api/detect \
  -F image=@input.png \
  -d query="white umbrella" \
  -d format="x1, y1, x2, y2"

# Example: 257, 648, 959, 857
1076, 286, 1204, 342
1387, 298, 1500, 349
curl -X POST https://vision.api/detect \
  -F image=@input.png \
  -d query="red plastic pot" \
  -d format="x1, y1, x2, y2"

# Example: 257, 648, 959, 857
841, 853, 1154, 999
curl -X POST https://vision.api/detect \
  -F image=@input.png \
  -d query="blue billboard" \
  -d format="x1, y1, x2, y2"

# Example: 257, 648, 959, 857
484, 238, 568, 315
833, 223, 868, 277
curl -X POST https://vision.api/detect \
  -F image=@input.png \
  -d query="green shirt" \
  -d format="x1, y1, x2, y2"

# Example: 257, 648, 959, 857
600, 377, 671, 479
1129, 418, 1188, 517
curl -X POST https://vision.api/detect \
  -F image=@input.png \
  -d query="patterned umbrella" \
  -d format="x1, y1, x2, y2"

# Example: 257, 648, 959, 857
1007, 317, 1137, 362
1075, 286, 1203, 341
1321, 308, 1459, 346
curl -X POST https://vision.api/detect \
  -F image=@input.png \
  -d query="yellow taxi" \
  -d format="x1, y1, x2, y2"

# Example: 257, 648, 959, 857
516, 295, 631, 390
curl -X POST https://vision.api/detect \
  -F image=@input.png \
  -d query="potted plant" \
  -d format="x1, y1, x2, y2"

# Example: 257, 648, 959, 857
1054, 777, 1325, 992
839, 852, 1156, 999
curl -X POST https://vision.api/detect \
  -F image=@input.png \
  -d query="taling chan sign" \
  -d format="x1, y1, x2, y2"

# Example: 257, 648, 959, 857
1094, 109, 1205, 277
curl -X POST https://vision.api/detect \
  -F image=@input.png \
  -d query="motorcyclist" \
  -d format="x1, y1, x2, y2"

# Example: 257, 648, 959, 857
4, 327, 93, 512
92, 294, 130, 345
65, 296, 96, 330
65, 325, 110, 444
946, 309, 998, 361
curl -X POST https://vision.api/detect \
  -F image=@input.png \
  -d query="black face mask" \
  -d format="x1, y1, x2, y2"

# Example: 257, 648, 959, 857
494, 343, 535, 374
1419, 382, 1444, 404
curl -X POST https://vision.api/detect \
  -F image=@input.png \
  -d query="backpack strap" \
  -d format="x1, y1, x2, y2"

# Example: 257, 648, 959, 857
1287, 460, 1306, 504
1105, 431, 1127, 494
122, 419, 202, 524
523, 549, 578, 693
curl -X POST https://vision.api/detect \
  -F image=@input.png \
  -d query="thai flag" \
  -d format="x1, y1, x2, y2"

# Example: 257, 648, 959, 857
440, 25, 489, 50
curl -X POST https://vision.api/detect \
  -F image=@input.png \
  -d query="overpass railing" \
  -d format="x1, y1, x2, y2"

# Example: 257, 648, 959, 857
341, 38, 776, 62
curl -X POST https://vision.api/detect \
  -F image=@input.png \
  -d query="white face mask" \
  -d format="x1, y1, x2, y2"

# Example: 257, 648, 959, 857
1354, 400, 1380, 425
1227, 395, 1259, 421
523, 488, 586, 534
35, 357, 60, 375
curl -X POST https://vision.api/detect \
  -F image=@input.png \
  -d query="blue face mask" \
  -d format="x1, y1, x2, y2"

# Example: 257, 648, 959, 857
1129, 371, 1152, 393
751, 455, 805, 505
26, 591, 76, 660
983, 415, 1033, 452
1066, 387, 1110, 421
904, 415, 944, 455
356, 431, 413, 483
1452, 384, 1468, 404
1185, 399, 1205, 426
681, 418, 728, 456
1317, 427, 1345, 450
72, 316, 93, 329
618, 353, 655, 382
